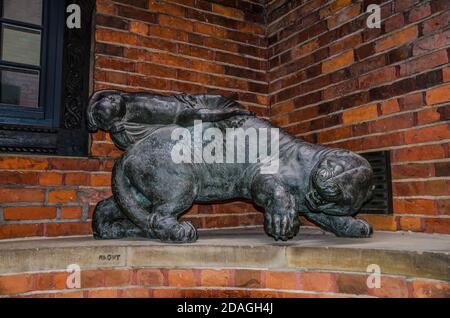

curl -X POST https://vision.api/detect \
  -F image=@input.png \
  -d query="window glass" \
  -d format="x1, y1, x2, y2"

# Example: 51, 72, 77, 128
2, 0, 43, 25
0, 67, 40, 108
1, 25, 41, 66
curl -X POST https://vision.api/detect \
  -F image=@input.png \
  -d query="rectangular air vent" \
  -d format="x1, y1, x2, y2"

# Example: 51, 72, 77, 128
360, 151, 393, 215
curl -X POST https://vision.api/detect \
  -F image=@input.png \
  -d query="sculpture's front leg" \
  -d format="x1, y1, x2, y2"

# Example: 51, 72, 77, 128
304, 212, 373, 238
251, 175, 300, 241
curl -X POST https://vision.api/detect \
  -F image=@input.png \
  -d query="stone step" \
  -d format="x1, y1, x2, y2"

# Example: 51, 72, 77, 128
0, 228, 448, 281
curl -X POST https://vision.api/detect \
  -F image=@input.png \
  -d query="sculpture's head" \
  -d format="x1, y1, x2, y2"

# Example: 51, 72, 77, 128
305, 149, 374, 216
87, 90, 126, 132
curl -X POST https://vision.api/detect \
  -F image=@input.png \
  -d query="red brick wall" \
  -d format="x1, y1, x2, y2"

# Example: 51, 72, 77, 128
94, 0, 269, 114
0, 156, 112, 238
1, 267, 448, 298
267, 0, 450, 234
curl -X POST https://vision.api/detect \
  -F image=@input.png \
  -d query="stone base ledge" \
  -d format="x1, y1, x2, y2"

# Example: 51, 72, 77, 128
0, 228, 448, 281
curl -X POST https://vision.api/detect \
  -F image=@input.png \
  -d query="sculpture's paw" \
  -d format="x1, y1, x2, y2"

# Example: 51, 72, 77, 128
264, 212, 300, 241
338, 219, 373, 238
162, 221, 199, 243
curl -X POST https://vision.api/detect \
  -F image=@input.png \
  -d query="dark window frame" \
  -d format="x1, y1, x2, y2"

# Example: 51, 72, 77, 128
0, 0, 64, 126
0, 0, 94, 156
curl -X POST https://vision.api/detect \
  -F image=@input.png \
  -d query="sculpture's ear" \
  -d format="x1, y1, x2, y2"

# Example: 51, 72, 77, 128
86, 90, 122, 132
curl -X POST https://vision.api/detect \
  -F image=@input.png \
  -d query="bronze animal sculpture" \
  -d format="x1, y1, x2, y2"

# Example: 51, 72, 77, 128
88, 91, 374, 243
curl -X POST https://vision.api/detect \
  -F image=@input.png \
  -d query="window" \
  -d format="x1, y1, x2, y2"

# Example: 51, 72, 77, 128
0, 0, 94, 156
0, 0, 63, 126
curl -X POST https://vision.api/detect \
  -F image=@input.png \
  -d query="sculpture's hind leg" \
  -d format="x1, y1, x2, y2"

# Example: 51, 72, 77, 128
113, 156, 198, 243
304, 212, 373, 238
92, 197, 148, 239
132, 161, 199, 243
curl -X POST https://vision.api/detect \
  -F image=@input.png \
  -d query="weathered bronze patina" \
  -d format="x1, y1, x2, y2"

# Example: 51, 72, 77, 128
88, 91, 374, 243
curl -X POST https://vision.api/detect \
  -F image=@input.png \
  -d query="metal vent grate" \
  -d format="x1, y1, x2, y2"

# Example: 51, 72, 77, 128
360, 151, 393, 215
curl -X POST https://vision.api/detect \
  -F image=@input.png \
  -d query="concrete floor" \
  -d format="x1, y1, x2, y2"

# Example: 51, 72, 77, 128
0, 227, 448, 281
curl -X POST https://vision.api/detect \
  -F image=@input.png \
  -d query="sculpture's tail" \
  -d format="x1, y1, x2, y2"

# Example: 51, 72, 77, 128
111, 157, 155, 238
